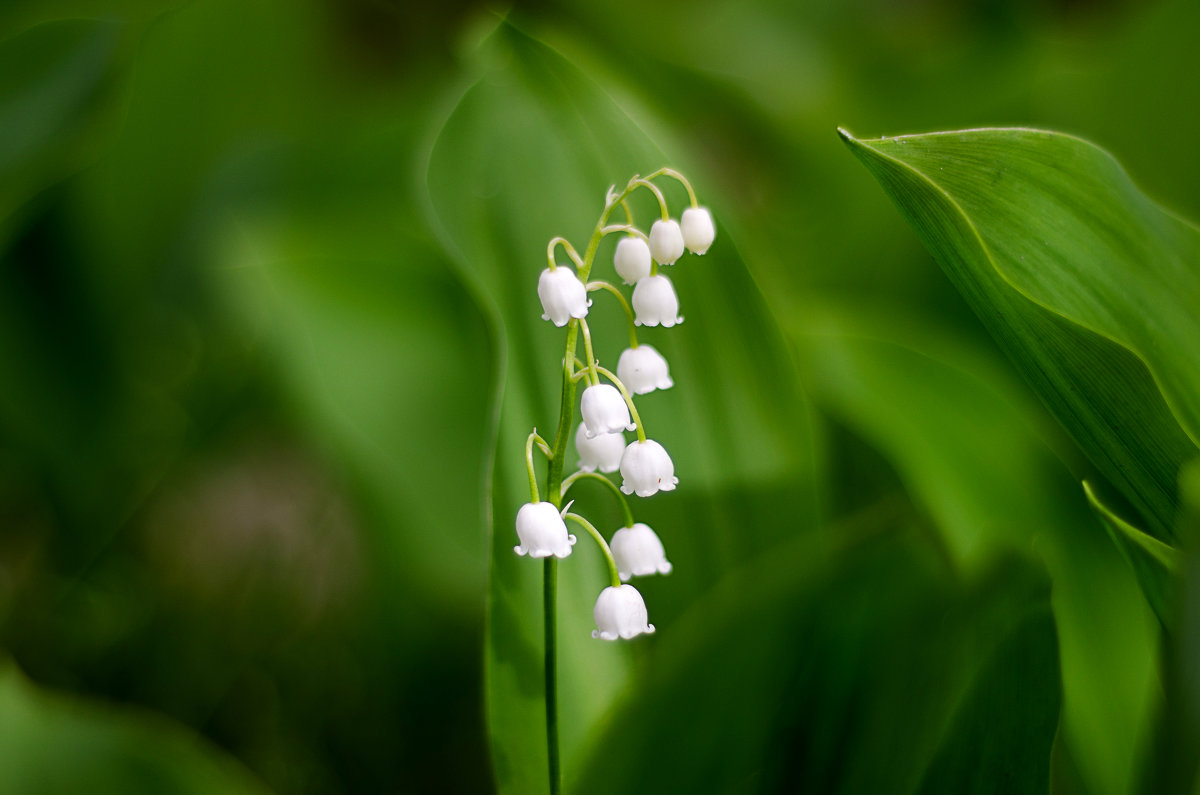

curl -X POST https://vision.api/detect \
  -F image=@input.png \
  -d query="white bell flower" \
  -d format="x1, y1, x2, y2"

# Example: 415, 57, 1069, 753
632, 275, 683, 328
592, 584, 655, 640
514, 502, 576, 559
613, 237, 652, 285
575, 422, 624, 473
611, 523, 672, 581
680, 207, 715, 255
580, 384, 635, 438
538, 267, 590, 327
648, 219, 685, 265
620, 439, 678, 497
616, 345, 673, 395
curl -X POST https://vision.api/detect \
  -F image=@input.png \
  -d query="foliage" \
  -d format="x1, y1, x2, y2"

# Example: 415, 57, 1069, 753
2, 0, 1200, 793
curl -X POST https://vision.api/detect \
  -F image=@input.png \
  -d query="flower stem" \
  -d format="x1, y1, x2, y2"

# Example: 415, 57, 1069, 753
586, 280, 639, 349
565, 512, 623, 587
561, 470, 636, 528
543, 557, 560, 794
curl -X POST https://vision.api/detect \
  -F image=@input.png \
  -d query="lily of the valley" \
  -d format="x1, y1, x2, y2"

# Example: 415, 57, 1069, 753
620, 439, 678, 497
574, 422, 625, 473
616, 345, 673, 395
648, 218, 685, 265
613, 236, 652, 285
632, 274, 683, 328
537, 267, 590, 327
580, 384, 635, 438
514, 502, 577, 559
592, 584, 655, 640
680, 206, 715, 255
611, 523, 672, 581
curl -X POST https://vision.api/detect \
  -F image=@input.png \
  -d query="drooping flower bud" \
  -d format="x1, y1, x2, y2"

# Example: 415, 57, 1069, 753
611, 523, 672, 581
680, 207, 715, 255
592, 584, 655, 640
537, 267, 590, 327
619, 439, 678, 497
514, 502, 577, 559
632, 275, 683, 328
613, 236, 652, 285
575, 422, 624, 473
580, 384, 635, 438
616, 345, 673, 395
648, 219, 685, 265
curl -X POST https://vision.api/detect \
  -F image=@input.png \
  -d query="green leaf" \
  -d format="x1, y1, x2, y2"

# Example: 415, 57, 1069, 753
1083, 480, 1181, 628
840, 128, 1200, 542
425, 21, 819, 794
0, 660, 270, 795
573, 527, 1060, 795
790, 305, 1159, 795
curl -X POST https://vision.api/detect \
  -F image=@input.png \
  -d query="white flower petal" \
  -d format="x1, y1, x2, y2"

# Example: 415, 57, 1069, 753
680, 206, 715, 255
648, 219, 685, 265
591, 584, 655, 641
537, 267, 590, 326
617, 345, 673, 395
514, 502, 577, 559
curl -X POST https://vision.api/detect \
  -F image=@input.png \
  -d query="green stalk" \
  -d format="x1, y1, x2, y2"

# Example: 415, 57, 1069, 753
539, 187, 620, 794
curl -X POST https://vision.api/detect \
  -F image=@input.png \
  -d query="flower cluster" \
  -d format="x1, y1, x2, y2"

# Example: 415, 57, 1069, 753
516, 169, 714, 641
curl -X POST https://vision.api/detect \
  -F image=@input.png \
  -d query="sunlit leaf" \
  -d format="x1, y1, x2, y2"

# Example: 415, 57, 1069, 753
425, 20, 819, 794
841, 128, 1200, 542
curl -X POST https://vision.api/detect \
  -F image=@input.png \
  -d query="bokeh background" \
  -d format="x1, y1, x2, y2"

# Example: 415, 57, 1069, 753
2, 0, 1199, 792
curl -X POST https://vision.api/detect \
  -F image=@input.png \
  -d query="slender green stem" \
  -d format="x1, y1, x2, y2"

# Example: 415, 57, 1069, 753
620, 199, 634, 226
561, 471, 636, 528
593, 364, 646, 443
547, 237, 584, 270
600, 223, 648, 241
586, 281, 638, 349
657, 167, 699, 207
579, 318, 600, 386
525, 432, 544, 503
538, 180, 650, 793
543, 557, 559, 794
634, 178, 670, 220
565, 513, 622, 587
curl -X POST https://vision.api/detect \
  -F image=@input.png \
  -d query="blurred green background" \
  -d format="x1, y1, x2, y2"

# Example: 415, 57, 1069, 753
2, 0, 1199, 792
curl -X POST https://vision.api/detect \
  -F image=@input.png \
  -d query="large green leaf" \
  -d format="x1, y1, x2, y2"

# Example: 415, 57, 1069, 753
841, 128, 1200, 542
790, 305, 1158, 795
572, 520, 1061, 795
425, 21, 819, 794
0, 660, 270, 795
1083, 481, 1181, 629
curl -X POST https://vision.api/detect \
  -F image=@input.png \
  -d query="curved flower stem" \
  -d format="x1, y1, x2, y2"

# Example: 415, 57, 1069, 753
579, 318, 600, 387
593, 364, 646, 443
525, 431, 551, 503
586, 280, 639, 349
547, 237, 584, 270
561, 471, 636, 528
620, 199, 634, 226
634, 178, 670, 221
600, 223, 648, 241
656, 167, 699, 207
564, 512, 622, 587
